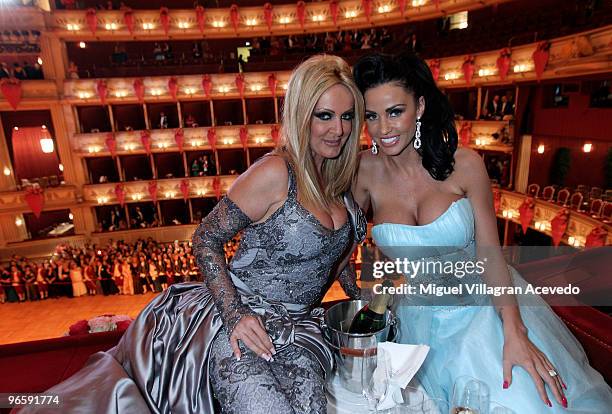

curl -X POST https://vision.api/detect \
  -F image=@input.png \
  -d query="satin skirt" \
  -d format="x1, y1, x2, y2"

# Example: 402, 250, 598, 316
19, 282, 333, 414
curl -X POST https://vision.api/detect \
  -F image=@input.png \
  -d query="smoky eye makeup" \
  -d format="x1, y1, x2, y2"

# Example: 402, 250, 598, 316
340, 111, 355, 120
313, 111, 333, 121
386, 104, 407, 116
365, 111, 378, 121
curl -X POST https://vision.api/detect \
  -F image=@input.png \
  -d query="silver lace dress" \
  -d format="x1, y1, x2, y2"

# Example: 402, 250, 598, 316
20, 158, 365, 414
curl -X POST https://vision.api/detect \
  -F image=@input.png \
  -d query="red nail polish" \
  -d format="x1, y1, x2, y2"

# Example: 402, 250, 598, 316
547, 399, 552, 407
562, 381, 568, 390
562, 396, 568, 408
503, 381, 509, 389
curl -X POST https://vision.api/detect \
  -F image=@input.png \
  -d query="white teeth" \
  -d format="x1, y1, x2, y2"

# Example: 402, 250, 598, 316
380, 136, 399, 144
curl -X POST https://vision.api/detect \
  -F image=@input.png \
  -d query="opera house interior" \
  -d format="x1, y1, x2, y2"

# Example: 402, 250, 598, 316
0, 0, 611, 412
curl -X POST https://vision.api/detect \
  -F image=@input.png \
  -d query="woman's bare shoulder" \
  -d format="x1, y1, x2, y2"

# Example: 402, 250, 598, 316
231, 154, 288, 193
357, 149, 383, 176
227, 155, 289, 219
452, 147, 491, 193
454, 147, 484, 168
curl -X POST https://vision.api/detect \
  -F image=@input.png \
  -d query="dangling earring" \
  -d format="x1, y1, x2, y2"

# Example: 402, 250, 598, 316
413, 117, 422, 150
371, 141, 379, 155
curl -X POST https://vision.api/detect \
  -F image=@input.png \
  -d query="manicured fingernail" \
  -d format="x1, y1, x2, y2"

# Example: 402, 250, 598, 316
503, 381, 509, 389
562, 396, 568, 408
546, 399, 552, 407
236, 355, 241, 361
261, 353, 272, 361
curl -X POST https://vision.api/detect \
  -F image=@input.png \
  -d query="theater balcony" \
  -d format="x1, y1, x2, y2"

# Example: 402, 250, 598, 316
0, 0, 609, 258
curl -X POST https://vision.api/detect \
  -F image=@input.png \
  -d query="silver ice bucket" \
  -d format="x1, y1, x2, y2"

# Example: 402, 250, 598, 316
322, 300, 397, 393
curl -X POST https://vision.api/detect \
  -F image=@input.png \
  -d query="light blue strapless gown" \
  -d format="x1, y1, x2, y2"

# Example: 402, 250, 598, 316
372, 198, 612, 413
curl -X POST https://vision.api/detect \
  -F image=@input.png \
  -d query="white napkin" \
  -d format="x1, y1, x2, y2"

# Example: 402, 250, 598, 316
376, 342, 430, 411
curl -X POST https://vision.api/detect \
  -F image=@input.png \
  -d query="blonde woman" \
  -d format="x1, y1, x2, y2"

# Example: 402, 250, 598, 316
121, 259, 134, 295
69, 262, 87, 297
24, 55, 365, 414
112, 258, 123, 295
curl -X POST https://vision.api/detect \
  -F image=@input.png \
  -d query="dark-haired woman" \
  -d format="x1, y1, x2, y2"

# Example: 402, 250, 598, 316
352, 52, 612, 413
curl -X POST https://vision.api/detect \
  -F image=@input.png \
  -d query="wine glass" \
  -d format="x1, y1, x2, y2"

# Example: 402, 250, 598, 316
451, 376, 490, 414
489, 401, 515, 414
390, 385, 426, 413
361, 340, 390, 413
422, 398, 451, 414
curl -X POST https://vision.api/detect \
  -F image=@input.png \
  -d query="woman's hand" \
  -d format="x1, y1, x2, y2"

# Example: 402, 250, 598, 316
502, 326, 567, 408
229, 315, 276, 362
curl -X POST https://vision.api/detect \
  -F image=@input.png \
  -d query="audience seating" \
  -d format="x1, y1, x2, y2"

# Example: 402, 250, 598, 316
541, 185, 556, 201
527, 183, 540, 198
601, 202, 612, 223
590, 187, 603, 200
590, 199, 604, 218
569, 192, 585, 211
557, 188, 571, 206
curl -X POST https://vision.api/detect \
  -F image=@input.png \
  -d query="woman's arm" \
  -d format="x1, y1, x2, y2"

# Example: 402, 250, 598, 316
458, 148, 565, 407
192, 155, 288, 360
335, 187, 369, 299
457, 149, 518, 312
341, 152, 379, 299
334, 246, 362, 300
352, 151, 372, 212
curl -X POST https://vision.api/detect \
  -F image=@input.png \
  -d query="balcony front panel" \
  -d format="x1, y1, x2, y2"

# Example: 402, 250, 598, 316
82, 175, 237, 206
59, 25, 612, 106
49, 0, 508, 40
497, 189, 611, 247
0, 185, 78, 214
72, 124, 278, 156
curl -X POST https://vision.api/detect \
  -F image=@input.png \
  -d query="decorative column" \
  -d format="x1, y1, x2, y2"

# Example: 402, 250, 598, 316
514, 134, 532, 194
39, 34, 67, 89
71, 206, 96, 237
50, 103, 87, 186
50, 104, 97, 236
0, 117, 17, 191
0, 215, 27, 246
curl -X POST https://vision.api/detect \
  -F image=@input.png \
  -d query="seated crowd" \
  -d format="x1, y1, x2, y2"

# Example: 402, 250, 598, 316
0, 61, 44, 80
190, 154, 216, 176
0, 237, 238, 303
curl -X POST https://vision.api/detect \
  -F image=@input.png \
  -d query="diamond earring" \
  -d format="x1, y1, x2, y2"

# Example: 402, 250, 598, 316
371, 141, 379, 155
414, 118, 422, 150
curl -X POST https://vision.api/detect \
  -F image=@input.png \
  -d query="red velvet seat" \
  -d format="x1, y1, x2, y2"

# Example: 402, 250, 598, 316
0, 331, 125, 396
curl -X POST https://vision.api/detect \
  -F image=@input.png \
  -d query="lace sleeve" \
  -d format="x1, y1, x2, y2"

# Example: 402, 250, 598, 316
192, 196, 257, 334
343, 192, 367, 244
338, 262, 361, 300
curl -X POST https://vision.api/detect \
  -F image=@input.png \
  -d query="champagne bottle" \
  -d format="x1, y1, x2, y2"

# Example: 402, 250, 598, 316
348, 279, 394, 334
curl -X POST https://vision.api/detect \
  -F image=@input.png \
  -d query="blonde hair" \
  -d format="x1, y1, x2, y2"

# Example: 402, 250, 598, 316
276, 55, 364, 211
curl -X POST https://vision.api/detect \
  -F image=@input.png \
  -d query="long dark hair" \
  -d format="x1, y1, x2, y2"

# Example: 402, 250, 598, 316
353, 52, 457, 180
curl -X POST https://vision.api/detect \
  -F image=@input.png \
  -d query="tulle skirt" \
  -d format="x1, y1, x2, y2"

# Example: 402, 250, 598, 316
395, 269, 612, 413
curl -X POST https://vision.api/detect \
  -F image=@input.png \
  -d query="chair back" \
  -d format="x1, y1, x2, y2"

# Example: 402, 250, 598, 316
569, 192, 584, 211
601, 202, 612, 222
589, 199, 603, 217
590, 187, 603, 200
527, 183, 540, 198
542, 186, 555, 201
557, 188, 570, 205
